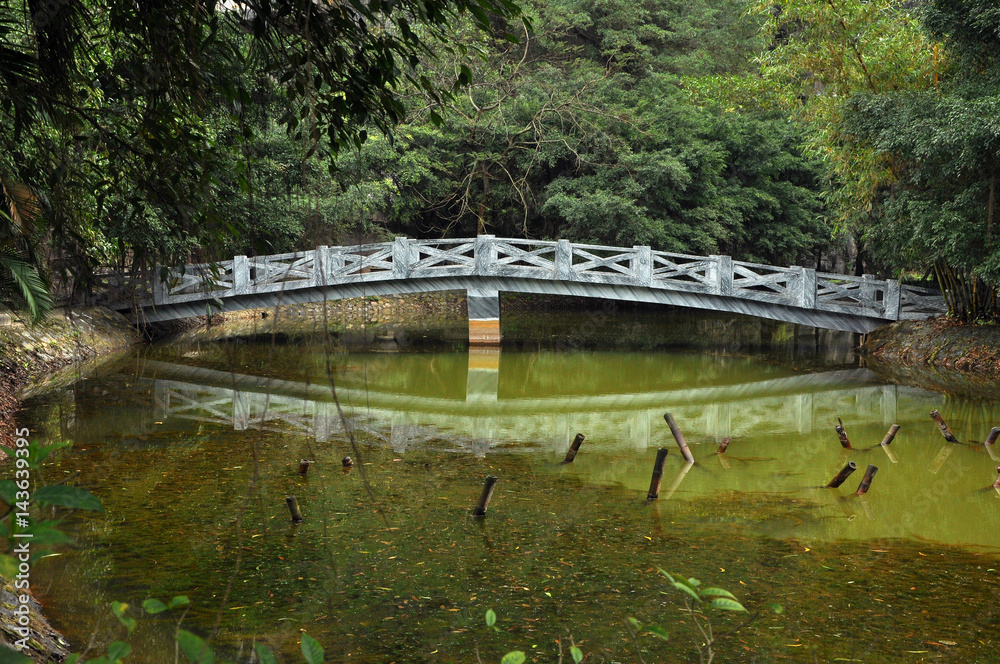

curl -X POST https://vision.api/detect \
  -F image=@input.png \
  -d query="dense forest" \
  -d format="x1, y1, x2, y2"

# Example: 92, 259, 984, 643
1, 0, 998, 320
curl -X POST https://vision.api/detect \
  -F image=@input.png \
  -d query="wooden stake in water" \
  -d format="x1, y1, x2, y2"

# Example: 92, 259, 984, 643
880, 425, 900, 447
646, 448, 670, 500
298, 459, 311, 476
826, 461, 858, 488
930, 410, 959, 443
473, 475, 499, 517
993, 466, 1000, 490
562, 433, 586, 464
286, 495, 304, 522
342, 456, 354, 468
985, 427, 1000, 447
835, 418, 852, 449
663, 413, 695, 464
717, 437, 732, 454
855, 465, 878, 496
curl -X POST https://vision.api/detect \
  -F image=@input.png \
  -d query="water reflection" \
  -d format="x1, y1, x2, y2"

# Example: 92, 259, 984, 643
50, 346, 1000, 549
76, 355, 898, 454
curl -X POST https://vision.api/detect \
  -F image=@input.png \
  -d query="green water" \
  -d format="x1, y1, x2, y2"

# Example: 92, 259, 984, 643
17, 309, 1000, 663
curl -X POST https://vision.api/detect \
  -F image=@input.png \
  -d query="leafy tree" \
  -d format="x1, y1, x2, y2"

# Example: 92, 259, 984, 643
0, 0, 525, 312
746, 0, 937, 273
318, 0, 831, 264
841, 0, 1000, 320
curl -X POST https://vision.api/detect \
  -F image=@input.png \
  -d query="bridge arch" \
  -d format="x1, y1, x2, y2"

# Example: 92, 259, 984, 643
98, 236, 945, 338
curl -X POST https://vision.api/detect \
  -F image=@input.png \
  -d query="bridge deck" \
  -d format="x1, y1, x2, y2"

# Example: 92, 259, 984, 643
94, 237, 946, 333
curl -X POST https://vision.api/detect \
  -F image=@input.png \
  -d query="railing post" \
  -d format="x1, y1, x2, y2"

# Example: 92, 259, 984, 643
153, 264, 167, 305
327, 246, 344, 279
474, 235, 496, 276
884, 278, 901, 320
232, 255, 250, 294
860, 274, 877, 309
799, 267, 817, 308
710, 255, 733, 296
555, 239, 573, 280
311, 247, 327, 287
633, 246, 652, 287
392, 237, 411, 279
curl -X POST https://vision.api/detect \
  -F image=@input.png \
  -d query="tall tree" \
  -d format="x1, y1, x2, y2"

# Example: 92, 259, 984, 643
0, 0, 524, 312
843, 0, 1000, 320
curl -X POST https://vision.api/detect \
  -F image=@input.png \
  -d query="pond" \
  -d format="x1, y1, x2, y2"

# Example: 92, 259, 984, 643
18, 305, 1000, 663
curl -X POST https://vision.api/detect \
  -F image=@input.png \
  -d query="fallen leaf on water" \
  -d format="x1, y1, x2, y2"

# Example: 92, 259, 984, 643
939, 640, 957, 646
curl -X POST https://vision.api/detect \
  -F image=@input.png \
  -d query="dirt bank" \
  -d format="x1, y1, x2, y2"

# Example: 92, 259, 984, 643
861, 318, 1000, 396
0, 307, 140, 661
0, 308, 139, 449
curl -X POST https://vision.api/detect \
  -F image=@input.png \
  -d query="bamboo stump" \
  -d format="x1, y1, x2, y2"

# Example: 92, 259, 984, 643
826, 461, 858, 488
562, 433, 585, 464
473, 475, 499, 517
663, 413, 695, 464
835, 418, 852, 449
880, 425, 900, 447
646, 448, 669, 500
855, 465, 878, 496
930, 410, 959, 443
286, 496, 304, 522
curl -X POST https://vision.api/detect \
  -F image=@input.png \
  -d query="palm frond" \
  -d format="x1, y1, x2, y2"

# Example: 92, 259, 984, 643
0, 252, 54, 323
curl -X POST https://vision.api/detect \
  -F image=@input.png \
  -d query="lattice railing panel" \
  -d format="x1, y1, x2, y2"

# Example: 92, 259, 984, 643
570, 245, 636, 278
166, 260, 235, 298
493, 240, 558, 272
336, 244, 395, 277
411, 240, 476, 273
732, 262, 796, 299
650, 253, 713, 287
900, 285, 947, 318
250, 252, 317, 287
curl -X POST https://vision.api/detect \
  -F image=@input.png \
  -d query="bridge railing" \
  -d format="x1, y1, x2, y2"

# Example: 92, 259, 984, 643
137, 236, 944, 321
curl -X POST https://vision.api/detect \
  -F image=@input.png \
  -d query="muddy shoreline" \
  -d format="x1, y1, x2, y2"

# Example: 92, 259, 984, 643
861, 318, 1000, 397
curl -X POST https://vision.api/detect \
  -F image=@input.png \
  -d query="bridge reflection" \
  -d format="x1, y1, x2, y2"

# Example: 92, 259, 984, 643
96, 354, 948, 456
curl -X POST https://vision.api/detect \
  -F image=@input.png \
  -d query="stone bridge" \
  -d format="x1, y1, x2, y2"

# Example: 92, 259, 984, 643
96, 236, 946, 339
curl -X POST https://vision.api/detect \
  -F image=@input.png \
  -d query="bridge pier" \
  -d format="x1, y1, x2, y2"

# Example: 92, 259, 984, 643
467, 287, 502, 346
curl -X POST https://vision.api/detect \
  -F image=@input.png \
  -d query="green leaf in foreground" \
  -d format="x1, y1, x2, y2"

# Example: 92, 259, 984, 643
111, 601, 137, 635
107, 641, 131, 661
0, 644, 34, 664
253, 643, 278, 664
142, 598, 168, 615
485, 609, 497, 628
301, 633, 324, 664
570, 645, 584, 663
708, 597, 747, 612
177, 630, 214, 664
500, 652, 526, 664
647, 625, 670, 640
33, 485, 104, 512
170, 595, 191, 609
0, 554, 18, 580
698, 587, 737, 600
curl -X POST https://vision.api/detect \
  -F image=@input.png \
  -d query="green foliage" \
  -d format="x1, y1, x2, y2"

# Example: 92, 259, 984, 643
300, 634, 324, 664
500, 652, 526, 664
629, 570, 773, 664
111, 601, 137, 635
321, 0, 830, 263
0, 645, 33, 664
839, 0, 1000, 318
0, 0, 524, 299
31, 485, 104, 512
